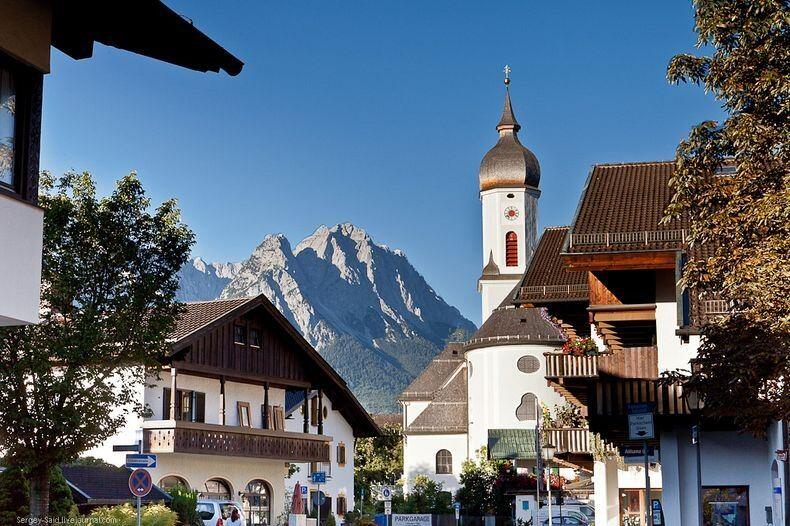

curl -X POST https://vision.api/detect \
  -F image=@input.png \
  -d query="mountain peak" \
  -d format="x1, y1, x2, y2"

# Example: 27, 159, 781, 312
179, 224, 476, 411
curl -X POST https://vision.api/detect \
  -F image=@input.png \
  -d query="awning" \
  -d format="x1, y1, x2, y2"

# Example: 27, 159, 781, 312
52, 0, 244, 76
488, 429, 537, 460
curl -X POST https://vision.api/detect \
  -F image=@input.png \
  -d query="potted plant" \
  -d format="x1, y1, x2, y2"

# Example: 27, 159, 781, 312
561, 337, 600, 357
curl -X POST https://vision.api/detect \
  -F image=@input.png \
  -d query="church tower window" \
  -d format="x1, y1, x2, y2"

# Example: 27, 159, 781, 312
505, 232, 518, 266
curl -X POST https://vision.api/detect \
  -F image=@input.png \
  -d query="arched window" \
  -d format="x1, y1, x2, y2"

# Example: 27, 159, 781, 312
158, 475, 189, 491
505, 232, 518, 266
203, 478, 232, 500
243, 479, 271, 526
516, 393, 537, 421
436, 449, 453, 474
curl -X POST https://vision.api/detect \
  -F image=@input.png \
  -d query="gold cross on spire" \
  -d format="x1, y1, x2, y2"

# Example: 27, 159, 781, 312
503, 65, 511, 86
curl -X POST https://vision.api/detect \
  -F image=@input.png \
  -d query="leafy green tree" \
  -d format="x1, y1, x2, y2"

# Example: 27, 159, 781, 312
455, 449, 501, 516
354, 422, 403, 511
47, 467, 74, 519
392, 476, 451, 515
0, 465, 29, 523
664, 0, 789, 433
0, 172, 193, 518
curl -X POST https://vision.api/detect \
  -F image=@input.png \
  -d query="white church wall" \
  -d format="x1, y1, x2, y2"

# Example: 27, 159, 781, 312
466, 343, 563, 454
402, 433, 467, 495
479, 279, 520, 323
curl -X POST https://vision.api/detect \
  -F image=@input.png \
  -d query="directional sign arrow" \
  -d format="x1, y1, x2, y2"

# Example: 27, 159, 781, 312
126, 454, 157, 468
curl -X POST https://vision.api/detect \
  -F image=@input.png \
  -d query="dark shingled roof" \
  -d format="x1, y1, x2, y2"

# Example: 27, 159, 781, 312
170, 297, 252, 341
61, 465, 171, 506
371, 413, 402, 428
565, 161, 688, 254
398, 343, 465, 401
466, 307, 565, 350
406, 367, 468, 434
513, 226, 588, 303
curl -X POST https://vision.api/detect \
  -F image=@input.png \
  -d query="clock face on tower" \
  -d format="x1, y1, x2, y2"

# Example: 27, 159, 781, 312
504, 206, 519, 221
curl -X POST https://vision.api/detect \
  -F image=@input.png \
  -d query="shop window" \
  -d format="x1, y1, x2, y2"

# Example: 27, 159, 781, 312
244, 479, 271, 526
159, 475, 189, 491
702, 486, 749, 526
203, 478, 232, 500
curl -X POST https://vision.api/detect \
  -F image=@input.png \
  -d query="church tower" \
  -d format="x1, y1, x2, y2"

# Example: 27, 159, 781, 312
477, 69, 541, 322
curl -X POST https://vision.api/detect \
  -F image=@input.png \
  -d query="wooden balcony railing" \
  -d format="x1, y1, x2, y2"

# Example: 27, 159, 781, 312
519, 284, 589, 299
543, 428, 594, 454
569, 229, 687, 248
142, 420, 330, 462
544, 351, 600, 379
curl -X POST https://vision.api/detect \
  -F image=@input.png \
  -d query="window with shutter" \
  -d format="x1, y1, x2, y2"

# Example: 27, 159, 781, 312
505, 231, 518, 266
310, 397, 318, 426
337, 443, 346, 466
195, 392, 206, 423
337, 496, 347, 515
163, 387, 171, 419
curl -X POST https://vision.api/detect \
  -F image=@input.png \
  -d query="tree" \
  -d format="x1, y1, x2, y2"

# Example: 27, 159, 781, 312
0, 172, 193, 517
47, 468, 74, 519
392, 476, 451, 515
0, 465, 29, 523
664, 0, 789, 434
354, 422, 403, 511
169, 484, 202, 526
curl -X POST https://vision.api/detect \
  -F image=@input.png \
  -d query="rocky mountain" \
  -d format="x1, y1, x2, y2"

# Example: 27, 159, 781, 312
179, 223, 476, 412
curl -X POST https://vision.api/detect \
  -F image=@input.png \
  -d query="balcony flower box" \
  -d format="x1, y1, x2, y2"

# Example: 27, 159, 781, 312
562, 337, 600, 357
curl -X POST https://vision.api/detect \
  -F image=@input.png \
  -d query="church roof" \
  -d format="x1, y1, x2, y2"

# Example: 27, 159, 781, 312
406, 366, 468, 434
398, 343, 465, 401
466, 306, 565, 350
481, 251, 501, 277
479, 85, 541, 192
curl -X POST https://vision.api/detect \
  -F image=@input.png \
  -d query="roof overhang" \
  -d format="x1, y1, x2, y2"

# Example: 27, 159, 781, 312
488, 428, 537, 460
52, 0, 244, 76
561, 250, 677, 271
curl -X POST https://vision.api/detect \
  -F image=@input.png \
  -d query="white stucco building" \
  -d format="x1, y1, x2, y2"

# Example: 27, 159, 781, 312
87, 295, 378, 526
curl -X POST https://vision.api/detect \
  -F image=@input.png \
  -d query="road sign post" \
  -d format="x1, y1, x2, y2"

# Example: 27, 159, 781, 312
382, 486, 393, 526
628, 403, 655, 526
129, 468, 152, 526
454, 501, 461, 526
311, 472, 326, 526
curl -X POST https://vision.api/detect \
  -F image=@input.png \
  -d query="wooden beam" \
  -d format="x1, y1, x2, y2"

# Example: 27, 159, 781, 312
563, 251, 677, 271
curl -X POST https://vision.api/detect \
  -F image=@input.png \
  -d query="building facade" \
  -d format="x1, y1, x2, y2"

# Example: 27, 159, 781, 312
87, 296, 378, 526
0, 0, 242, 326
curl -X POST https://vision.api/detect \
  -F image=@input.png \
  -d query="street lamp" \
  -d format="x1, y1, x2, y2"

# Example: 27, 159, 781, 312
542, 444, 556, 524
683, 381, 705, 526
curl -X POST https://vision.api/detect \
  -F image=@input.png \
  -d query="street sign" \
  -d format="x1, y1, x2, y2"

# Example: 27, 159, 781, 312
113, 443, 141, 452
128, 469, 153, 498
381, 486, 393, 501
454, 502, 461, 520
125, 454, 157, 468
301, 485, 308, 496
621, 445, 659, 464
651, 499, 664, 526
627, 403, 655, 440
384, 501, 392, 515
311, 471, 326, 484
453, 502, 461, 510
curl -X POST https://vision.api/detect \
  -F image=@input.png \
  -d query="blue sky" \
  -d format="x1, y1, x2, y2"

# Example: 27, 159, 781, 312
40, 1, 724, 326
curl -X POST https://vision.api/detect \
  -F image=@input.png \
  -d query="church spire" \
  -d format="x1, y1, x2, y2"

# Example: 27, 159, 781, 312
497, 65, 521, 132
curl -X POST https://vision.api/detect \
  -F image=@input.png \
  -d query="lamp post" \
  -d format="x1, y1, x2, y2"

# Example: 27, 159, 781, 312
542, 443, 556, 524
684, 382, 705, 526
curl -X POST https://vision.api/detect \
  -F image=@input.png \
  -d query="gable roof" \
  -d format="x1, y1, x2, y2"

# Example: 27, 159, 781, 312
406, 365, 468, 434
564, 161, 688, 254
397, 343, 465, 401
169, 295, 379, 438
511, 226, 588, 304
61, 465, 171, 506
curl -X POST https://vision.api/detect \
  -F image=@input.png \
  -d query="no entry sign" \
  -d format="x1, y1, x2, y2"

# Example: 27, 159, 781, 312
128, 468, 153, 498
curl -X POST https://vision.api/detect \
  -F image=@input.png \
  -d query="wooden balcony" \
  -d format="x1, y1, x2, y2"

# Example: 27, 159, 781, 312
142, 420, 330, 462
543, 428, 595, 455
545, 352, 599, 379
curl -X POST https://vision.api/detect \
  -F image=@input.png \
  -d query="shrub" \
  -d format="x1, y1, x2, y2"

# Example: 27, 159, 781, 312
168, 484, 202, 526
326, 513, 337, 526
79, 503, 177, 526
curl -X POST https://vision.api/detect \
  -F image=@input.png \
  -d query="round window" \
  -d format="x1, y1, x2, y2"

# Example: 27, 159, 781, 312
517, 355, 540, 373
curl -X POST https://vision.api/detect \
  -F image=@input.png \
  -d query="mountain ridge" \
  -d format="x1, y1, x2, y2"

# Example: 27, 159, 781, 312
177, 223, 475, 411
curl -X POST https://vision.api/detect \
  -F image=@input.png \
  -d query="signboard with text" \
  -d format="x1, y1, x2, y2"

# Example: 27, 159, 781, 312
627, 403, 655, 440
392, 515, 431, 526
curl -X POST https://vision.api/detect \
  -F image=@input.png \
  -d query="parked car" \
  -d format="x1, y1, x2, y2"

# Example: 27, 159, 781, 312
540, 517, 586, 526
197, 500, 246, 526
558, 503, 595, 523
536, 510, 590, 526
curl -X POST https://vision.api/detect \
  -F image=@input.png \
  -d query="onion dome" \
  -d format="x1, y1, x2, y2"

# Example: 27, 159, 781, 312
481, 251, 501, 277
478, 75, 540, 192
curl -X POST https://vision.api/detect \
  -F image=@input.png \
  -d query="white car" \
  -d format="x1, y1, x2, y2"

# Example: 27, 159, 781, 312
536, 510, 590, 525
557, 504, 595, 524
196, 500, 246, 526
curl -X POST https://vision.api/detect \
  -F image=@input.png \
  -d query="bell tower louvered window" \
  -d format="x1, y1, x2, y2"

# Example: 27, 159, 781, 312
505, 231, 518, 266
